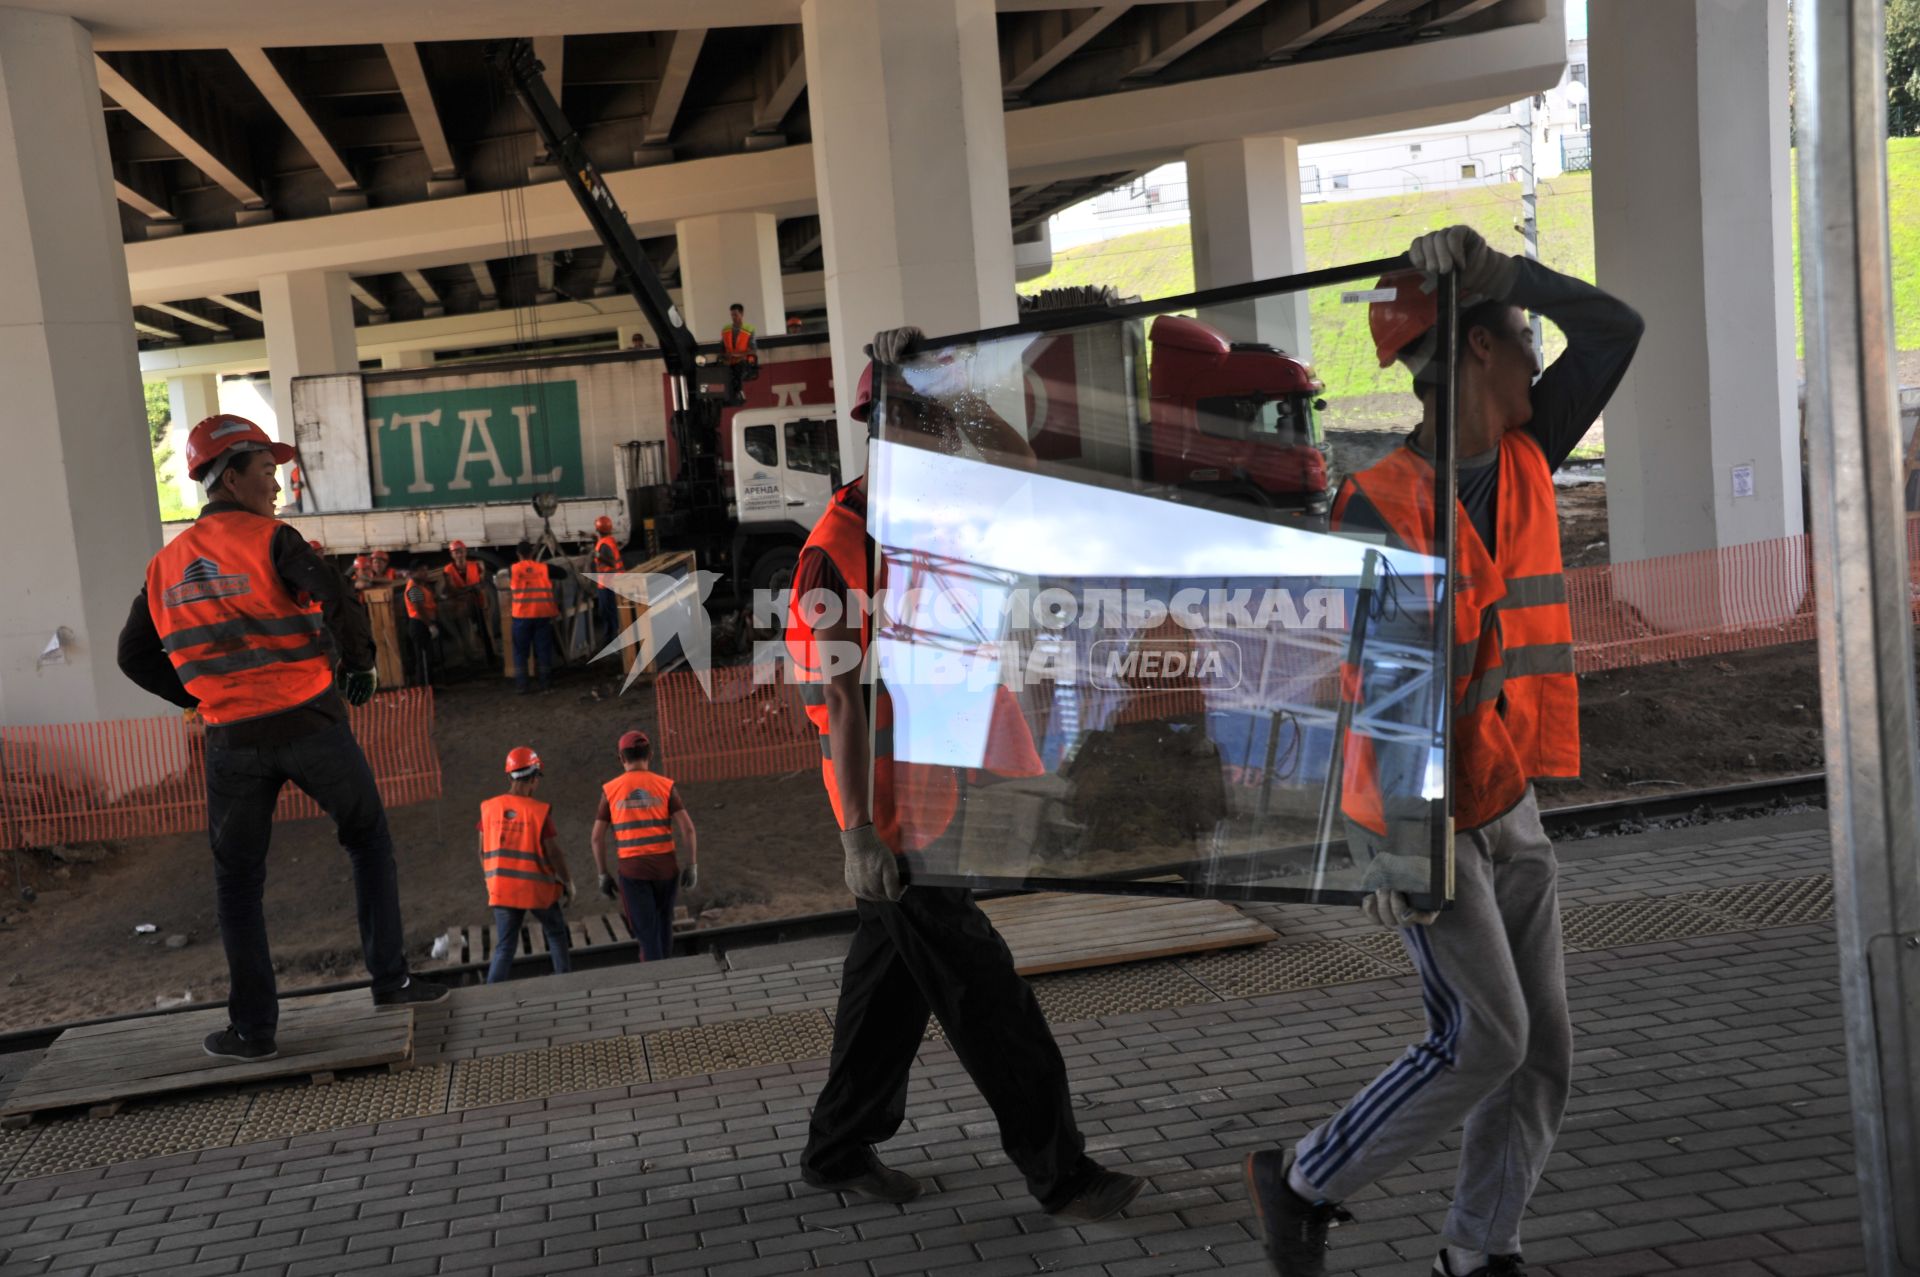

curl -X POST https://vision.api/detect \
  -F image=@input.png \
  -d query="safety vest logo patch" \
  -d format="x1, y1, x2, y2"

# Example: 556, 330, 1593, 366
163, 557, 252, 607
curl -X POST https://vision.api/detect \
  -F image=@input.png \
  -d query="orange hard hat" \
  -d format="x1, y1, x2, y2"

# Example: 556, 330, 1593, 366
449, 540, 467, 552
1368, 270, 1438, 369
593, 515, 614, 535
307, 540, 324, 553
184, 414, 296, 481
504, 746, 541, 777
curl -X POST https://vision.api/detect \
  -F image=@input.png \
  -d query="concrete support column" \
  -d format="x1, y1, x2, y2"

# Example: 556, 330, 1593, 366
0, 9, 162, 725
675, 212, 784, 343
802, 0, 1018, 461
1592, 0, 1800, 565
165, 373, 220, 506
1186, 135, 1311, 360
259, 269, 357, 443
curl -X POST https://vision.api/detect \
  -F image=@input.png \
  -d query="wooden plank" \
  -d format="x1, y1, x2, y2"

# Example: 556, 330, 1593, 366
979, 893, 1275, 977
361, 587, 407, 689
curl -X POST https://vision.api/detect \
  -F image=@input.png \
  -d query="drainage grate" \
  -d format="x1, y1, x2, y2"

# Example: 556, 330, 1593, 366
238, 1064, 452, 1143
1684, 874, 1833, 930
1560, 897, 1735, 952
449, 1036, 647, 1112
1028, 959, 1219, 1026
1334, 930, 1417, 975
1179, 939, 1403, 999
5, 1093, 249, 1182
645, 1011, 835, 1081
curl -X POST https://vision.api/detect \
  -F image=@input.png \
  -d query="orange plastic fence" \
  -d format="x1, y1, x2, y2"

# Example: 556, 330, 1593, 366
654, 664, 819, 783
0, 688, 441, 851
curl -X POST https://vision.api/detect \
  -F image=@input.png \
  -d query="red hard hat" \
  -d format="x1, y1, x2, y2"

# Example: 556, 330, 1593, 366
594, 515, 614, 535
849, 363, 875, 423
448, 540, 467, 552
1369, 270, 1438, 369
184, 414, 296, 481
352, 555, 369, 571
504, 746, 541, 776
307, 540, 324, 553
370, 549, 389, 562
617, 729, 650, 753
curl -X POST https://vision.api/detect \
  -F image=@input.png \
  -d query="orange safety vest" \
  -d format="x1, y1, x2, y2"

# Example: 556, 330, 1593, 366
404, 580, 437, 622
592, 536, 623, 592
783, 481, 1043, 853
720, 324, 756, 361
445, 559, 484, 591
477, 794, 563, 909
509, 560, 558, 619
601, 770, 677, 859
1332, 432, 1574, 835
146, 511, 335, 726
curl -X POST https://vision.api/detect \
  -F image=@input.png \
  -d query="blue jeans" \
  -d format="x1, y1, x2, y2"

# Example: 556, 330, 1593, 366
487, 904, 573, 983
511, 617, 558, 691
617, 873, 678, 961
204, 718, 410, 1036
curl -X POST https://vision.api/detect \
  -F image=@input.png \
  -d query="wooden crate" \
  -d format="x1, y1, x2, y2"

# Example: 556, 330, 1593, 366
360, 586, 407, 689
612, 550, 697, 680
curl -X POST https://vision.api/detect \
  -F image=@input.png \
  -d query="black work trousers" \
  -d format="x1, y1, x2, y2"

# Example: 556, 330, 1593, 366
802, 885, 1095, 1210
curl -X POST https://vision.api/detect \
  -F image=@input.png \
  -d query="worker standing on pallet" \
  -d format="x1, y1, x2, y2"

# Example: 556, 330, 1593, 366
479, 747, 575, 983
590, 730, 697, 961
443, 540, 497, 668
116, 414, 448, 1063
590, 515, 624, 652
785, 330, 1142, 1223
508, 540, 560, 694
1242, 227, 1643, 1277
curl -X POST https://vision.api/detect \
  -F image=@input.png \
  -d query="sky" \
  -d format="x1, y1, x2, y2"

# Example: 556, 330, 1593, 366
1568, 0, 1587, 40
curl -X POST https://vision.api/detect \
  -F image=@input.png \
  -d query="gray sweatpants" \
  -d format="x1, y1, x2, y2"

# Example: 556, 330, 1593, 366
1292, 787, 1572, 1254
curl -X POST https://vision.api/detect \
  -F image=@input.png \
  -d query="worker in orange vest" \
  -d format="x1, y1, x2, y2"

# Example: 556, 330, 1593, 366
401, 566, 442, 687
117, 414, 447, 1061
442, 540, 497, 667
719, 302, 757, 404
1243, 227, 1643, 1277
783, 332, 1140, 1224
508, 540, 560, 694
590, 729, 696, 961
478, 747, 575, 983
366, 549, 397, 584
590, 515, 624, 651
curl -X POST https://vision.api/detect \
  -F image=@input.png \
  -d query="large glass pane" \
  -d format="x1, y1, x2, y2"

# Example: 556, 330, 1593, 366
863, 269, 1460, 906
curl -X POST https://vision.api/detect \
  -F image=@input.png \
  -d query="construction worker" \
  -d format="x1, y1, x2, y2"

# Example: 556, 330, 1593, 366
784, 330, 1142, 1223
591, 730, 696, 961
719, 302, 757, 404
366, 549, 397, 584
349, 555, 374, 592
443, 540, 497, 667
508, 540, 559, 694
401, 566, 441, 687
1242, 227, 1643, 1277
117, 414, 447, 1062
479, 747, 575, 983
590, 515, 623, 651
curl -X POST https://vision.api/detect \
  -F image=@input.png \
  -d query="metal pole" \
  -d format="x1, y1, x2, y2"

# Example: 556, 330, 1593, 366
1795, 0, 1920, 1271
1516, 94, 1544, 352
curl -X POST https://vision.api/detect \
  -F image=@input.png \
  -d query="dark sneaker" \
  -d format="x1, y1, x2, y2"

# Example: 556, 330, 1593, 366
1436, 1254, 1527, 1277
1244, 1151, 1352, 1276
372, 977, 451, 1009
203, 1028, 277, 1061
1047, 1166, 1145, 1222
801, 1154, 922, 1204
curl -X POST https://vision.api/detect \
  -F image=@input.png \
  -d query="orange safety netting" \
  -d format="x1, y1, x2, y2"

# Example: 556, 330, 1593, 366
0, 688, 441, 851
654, 664, 819, 783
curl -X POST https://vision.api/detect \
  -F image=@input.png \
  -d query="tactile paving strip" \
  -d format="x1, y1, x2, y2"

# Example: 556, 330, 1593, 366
1684, 874, 1833, 930
644, 1010, 835, 1081
5, 1093, 249, 1182
1179, 939, 1404, 999
0, 1123, 40, 1181
1028, 959, 1219, 1026
1334, 930, 1417, 975
1559, 897, 1736, 953
449, 1037, 647, 1111
238, 1063, 452, 1142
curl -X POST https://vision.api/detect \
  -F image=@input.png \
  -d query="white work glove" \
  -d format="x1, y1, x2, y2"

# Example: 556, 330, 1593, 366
1359, 888, 1441, 930
1407, 225, 1518, 304
869, 326, 924, 367
840, 824, 904, 903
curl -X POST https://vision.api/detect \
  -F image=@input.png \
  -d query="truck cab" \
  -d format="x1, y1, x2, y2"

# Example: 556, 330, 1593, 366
726, 404, 846, 597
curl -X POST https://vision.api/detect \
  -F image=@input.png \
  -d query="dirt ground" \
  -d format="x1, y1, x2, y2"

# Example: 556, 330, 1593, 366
0, 478, 1832, 1032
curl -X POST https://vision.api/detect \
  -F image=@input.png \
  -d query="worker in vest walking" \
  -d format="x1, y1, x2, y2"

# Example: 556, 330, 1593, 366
479, 747, 575, 983
117, 414, 448, 1062
1242, 227, 1643, 1277
784, 332, 1141, 1223
443, 540, 497, 667
591, 730, 696, 961
508, 540, 560, 694
719, 302, 757, 404
590, 515, 624, 652
402, 566, 442, 687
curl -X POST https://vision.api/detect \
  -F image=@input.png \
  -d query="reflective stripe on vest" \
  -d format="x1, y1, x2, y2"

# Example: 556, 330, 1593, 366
602, 770, 676, 858
478, 794, 562, 909
1485, 432, 1579, 780
509, 561, 559, 619
721, 325, 754, 356
146, 512, 336, 726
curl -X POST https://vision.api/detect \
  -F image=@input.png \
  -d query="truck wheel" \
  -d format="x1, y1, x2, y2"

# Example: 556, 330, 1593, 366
748, 546, 800, 604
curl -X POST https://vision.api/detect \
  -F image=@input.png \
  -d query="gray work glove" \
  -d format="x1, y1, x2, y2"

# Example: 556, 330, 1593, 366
1359, 888, 1441, 930
561, 881, 575, 908
679, 863, 699, 892
869, 326, 924, 367
598, 873, 618, 900
337, 667, 379, 707
1407, 224, 1518, 304
840, 824, 904, 903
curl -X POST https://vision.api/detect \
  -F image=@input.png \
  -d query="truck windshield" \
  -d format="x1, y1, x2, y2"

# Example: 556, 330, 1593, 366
1195, 395, 1320, 448
784, 418, 838, 475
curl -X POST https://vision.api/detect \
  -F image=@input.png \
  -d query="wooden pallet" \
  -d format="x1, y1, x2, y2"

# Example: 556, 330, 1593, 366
0, 991, 415, 1121
981, 893, 1277, 976
422, 909, 699, 970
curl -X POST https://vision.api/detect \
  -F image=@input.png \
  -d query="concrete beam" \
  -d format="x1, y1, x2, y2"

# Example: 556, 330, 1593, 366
1004, 3, 1133, 96
1265, 0, 1395, 59
750, 28, 806, 137
207, 292, 262, 320
230, 46, 356, 191
401, 268, 441, 306
382, 42, 457, 179
113, 178, 172, 220
134, 319, 178, 339
144, 300, 227, 331
1125, 0, 1267, 78
470, 261, 498, 299
347, 278, 387, 312
93, 53, 265, 208
643, 28, 706, 144
1423, 0, 1508, 27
